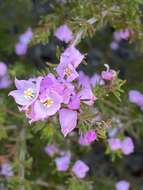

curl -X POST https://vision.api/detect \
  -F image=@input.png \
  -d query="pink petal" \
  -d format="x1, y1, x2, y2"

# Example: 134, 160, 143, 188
59, 108, 77, 137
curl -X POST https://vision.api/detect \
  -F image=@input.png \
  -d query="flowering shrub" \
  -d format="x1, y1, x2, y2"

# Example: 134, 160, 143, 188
0, 1, 143, 190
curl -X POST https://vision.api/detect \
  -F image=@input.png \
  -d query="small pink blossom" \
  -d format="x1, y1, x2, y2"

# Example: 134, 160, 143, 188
79, 130, 97, 146
0, 62, 7, 77
78, 88, 97, 106
44, 144, 58, 157
129, 90, 143, 109
54, 24, 73, 43
116, 180, 130, 190
108, 138, 121, 151
101, 64, 116, 81
15, 42, 27, 56
55, 152, 71, 171
121, 137, 134, 155
90, 73, 105, 87
60, 46, 84, 68
72, 160, 89, 179
1, 163, 13, 177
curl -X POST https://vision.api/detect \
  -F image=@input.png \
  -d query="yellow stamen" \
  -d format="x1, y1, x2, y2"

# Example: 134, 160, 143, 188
24, 88, 35, 99
64, 67, 72, 76
41, 97, 54, 108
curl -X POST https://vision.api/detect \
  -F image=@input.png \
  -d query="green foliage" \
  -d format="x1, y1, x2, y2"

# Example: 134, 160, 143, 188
31, 0, 143, 45
68, 177, 93, 190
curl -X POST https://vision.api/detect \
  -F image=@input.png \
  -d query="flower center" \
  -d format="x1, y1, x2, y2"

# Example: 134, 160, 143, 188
41, 97, 54, 108
64, 67, 72, 76
24, 88, 35, 99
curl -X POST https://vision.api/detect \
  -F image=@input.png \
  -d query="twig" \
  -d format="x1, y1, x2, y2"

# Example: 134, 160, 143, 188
72, 17, 97, 46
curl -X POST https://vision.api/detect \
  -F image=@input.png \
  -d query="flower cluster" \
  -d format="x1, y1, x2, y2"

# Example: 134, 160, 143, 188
108, 137, 134, 155
0, 62, 11, 89
10, 42, 101, 137
15, 28, 33, 56
44, 144, 89, 178
110, 28, 131, 50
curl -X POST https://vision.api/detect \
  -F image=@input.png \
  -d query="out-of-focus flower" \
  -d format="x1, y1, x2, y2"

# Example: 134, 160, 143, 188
19, 28, 33, 45
108, 138, 121, 151
1, 163, 13, 177
114, 29, 130, 42
129, 90, 143, 109
110, 41, 119, 50
72, 160, 89, 178
59, 108, 77, 137
0, 62, 7, 77
108, 137, 134, 155
15, 42, 27, 56
0, 76, 11, 89
116, 180, 130, 190
121, 137, 134, 155
44, 144, 58, 157
15, 28, 33, 56
55, 152, 71, 171
90, 73, 105, 87
54, 24, 73, 43
101, 64, 117, 81
79, 130, 97, 146
0, 62, 11, 89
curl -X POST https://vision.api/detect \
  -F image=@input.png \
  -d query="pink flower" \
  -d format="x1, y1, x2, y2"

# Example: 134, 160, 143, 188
108, 138, 121, 151
114, 29, 130, 42
19, 28, 33, 45
15, 42, 27, 56
90, 73, 105, 87
44, 144, 58, 157
9, 77, 42, 110
33, 89, 62, 119
15, 28, 33, 56
60, 46, 84, 68
78, 71, 91, 89
55, 152, 71, 171
79, 130, 97, 146
129, 90, 143, 109
72, 160, 89, 179
59, 108, 77, 137
68, 95, 80, 110
110, 41, 119, 50
121, 137, 134, 155
101, 64, 116, 81
56, 62, 79, 82
54, 24, 73, 43
0, 62, 7, 77
116, 180, 130, 190
78, 88, 97, 106
0, 76, 12, 89
1, 163, 13, 177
